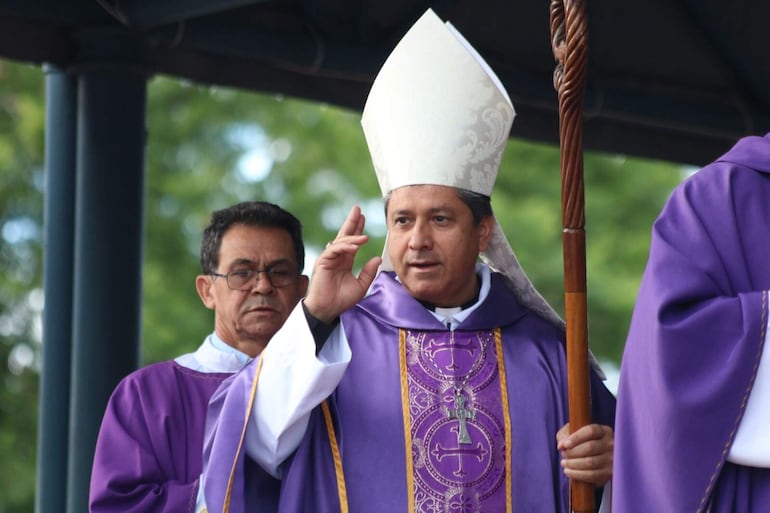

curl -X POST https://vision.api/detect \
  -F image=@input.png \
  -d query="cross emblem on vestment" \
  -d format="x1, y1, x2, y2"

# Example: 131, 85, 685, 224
447, 387, 476, 444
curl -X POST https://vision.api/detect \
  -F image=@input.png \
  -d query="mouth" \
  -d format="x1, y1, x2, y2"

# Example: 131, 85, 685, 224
408, 260, 439, 270
244, 305, 277, 315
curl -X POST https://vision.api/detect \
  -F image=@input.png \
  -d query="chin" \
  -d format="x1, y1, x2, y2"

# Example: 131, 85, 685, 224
404, 284, 441, 304
248, 322, 280, 338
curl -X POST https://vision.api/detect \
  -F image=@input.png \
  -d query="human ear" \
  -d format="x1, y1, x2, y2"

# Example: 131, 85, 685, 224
195, 275, 216, 309
477, 216, 494, 252
298, 275, 309, 297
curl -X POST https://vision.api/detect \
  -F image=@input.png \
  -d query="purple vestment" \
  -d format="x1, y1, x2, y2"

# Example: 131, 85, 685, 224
89, 361, 257, 513
204, 270, 615, 513
612, 133, 770, 512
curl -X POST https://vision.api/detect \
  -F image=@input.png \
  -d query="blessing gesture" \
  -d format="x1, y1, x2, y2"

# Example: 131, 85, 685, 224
303, 205, 382, 323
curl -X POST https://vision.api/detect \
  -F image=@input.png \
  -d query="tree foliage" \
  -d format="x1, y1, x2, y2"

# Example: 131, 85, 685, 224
0, 58, 685, 511
0, 59, 45, 513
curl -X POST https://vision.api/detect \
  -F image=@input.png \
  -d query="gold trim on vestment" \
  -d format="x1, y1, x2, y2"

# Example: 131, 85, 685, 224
322, 400, 349, 513
399, 328, 417, 512
493, 328, 514, 513
223, 356, 264, 513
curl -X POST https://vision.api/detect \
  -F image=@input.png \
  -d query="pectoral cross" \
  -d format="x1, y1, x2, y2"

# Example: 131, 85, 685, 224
447, 387, 475, 444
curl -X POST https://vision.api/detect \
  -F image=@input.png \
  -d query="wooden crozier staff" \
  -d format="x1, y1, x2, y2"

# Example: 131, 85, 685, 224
550, 0, 594, 512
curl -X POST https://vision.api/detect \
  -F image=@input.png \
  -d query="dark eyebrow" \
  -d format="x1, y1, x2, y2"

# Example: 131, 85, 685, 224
390, 204, 456, 216
389, 208, 414, 217
264, 258, 295, 270
227, 258, 256, 268
226, 257, 295, 269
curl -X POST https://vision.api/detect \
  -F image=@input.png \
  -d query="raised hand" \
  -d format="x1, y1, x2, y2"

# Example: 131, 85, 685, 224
303, 205, 382, 323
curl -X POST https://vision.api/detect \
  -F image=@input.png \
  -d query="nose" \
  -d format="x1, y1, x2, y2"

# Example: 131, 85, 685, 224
408, 219, 432, 250
249, 271, 274, 294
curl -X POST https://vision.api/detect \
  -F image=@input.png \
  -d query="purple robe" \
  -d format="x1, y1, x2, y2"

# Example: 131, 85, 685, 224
204, 270, 615, 513
89, 361, 255, 512
612, 133, 770, 512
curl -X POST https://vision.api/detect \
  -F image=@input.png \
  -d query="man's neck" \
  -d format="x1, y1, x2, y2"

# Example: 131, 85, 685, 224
212, 331, 265, 359
418, 275, 481, 312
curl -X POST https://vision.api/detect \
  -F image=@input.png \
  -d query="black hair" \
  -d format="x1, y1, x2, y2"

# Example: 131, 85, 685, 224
383, 186, 492, 225
200, 201, 305, 274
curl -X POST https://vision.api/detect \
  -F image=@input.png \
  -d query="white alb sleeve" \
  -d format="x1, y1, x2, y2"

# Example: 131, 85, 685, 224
597, 481, 612, 513
245, 303, 351, 477
727, 297, 770, 467
195, 475, 206, 513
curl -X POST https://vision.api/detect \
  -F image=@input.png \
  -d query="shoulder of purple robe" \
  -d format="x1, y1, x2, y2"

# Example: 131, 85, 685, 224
351, 269, 613, 418
714, 132, 770, 174
354, 270, 532, 330
613, 133, 770, 513
90, 361, 231, 513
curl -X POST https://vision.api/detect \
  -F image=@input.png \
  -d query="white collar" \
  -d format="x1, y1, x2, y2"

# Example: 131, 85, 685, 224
429, 264, 491, 330
174, 332, 252, 373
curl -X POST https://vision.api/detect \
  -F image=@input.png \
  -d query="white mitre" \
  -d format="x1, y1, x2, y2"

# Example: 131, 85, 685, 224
361, 8, 565, 331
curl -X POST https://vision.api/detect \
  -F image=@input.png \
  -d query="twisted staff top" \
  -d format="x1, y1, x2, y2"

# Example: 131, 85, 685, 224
550, 0, 588, 230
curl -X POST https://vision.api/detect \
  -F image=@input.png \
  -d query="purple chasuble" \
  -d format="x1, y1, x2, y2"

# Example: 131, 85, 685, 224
612, 133, 770, 513
277, 271, 615, 513
90, 361, 253, 513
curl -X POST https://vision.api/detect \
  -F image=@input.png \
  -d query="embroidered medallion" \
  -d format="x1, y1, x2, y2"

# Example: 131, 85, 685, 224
405, 329, 507, 513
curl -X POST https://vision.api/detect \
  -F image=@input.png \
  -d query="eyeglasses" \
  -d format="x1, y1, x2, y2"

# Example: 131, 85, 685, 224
210, 268, 298, 290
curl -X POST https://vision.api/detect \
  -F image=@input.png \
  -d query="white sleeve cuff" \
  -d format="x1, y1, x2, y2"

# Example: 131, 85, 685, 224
245, 303, 351, 477
727, 296, 770, 467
